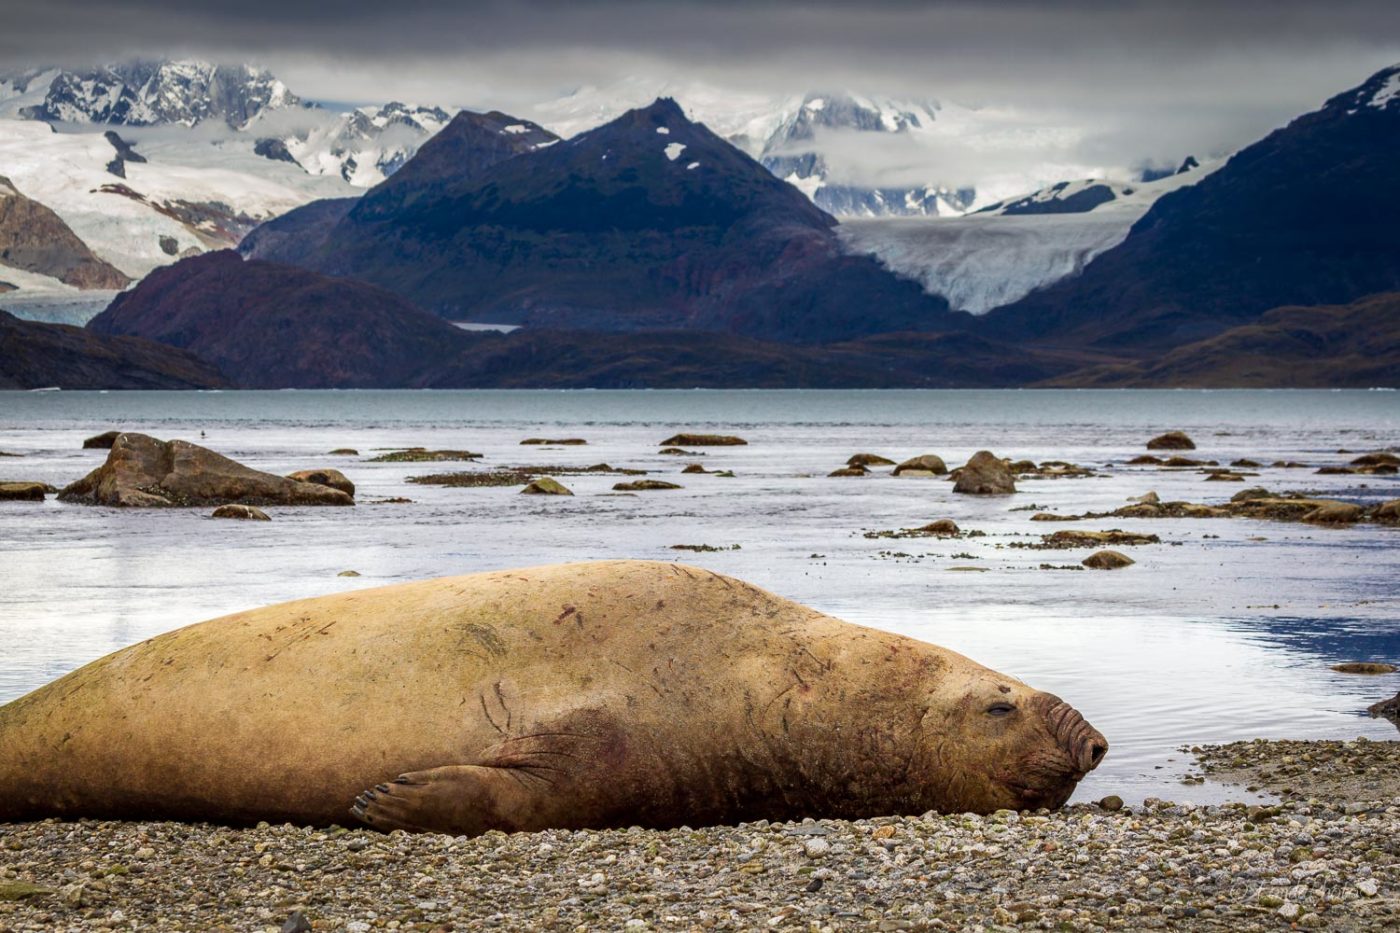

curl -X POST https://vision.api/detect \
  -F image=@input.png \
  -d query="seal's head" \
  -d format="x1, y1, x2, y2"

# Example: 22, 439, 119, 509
922, 671, 1108, 813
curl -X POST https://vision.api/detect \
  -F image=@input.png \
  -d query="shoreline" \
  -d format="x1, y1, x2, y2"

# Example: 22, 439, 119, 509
1, 739, 1395, 931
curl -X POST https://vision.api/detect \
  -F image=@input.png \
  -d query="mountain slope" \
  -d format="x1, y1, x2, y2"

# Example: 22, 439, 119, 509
984, 64, 1400, 350
0, 176, 129, 288
88, 251, 471, 388
0, 309, 226, 389
248, 98, 959, 342
1040, 292, 1400, 388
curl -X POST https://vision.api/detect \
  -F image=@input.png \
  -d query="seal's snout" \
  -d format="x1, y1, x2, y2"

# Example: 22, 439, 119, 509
1038, 693, 1108, 775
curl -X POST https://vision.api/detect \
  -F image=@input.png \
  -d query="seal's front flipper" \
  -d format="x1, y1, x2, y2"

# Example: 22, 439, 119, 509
350, 763, 554, 835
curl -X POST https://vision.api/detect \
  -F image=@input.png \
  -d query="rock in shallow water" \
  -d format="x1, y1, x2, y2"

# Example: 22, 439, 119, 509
60, 434, 353, 508
211, 504, 270, 521
952, 450, 1016, 495
1082, 550, 1135, 570
1146, 431, 1195, 450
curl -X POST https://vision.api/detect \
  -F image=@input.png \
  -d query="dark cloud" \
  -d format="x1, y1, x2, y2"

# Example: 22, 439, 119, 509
3, 1, 1399, 181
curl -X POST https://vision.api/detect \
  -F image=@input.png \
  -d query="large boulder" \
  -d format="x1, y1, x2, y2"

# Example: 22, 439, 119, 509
1147, 431, 1196, 450
286, 469, 356, 497
892, 454, 948, 476
952, 451, 1016, 495
59, 434, 354, 508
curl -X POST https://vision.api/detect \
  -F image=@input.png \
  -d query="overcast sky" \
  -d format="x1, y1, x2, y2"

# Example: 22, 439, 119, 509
5, 0, 1399, 188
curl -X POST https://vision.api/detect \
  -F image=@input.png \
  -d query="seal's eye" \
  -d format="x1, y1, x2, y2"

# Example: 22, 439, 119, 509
986, 703, 1015, 717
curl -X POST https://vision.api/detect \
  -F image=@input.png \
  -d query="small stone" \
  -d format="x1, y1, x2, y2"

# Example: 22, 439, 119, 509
1278, 902, 1300, 920
1356, 878, 1379, 897
1099, 795, 1124, 811
805, 877, 824, 893
281, 911, 313, 933
804, 838, 831, 858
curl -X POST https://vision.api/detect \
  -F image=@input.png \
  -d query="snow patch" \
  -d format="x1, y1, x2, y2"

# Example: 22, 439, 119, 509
686, 162, 700, 170
503, 124, 531, 134
1369, 71, 1400, 109
664, 142, 686, 161
655, 126, 670, 135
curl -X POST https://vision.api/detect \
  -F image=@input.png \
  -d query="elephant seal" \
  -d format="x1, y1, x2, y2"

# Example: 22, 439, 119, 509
0, 561, 1106, 834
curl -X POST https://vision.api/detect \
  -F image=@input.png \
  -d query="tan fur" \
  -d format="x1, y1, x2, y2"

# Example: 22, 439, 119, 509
0, 561, 1105, 833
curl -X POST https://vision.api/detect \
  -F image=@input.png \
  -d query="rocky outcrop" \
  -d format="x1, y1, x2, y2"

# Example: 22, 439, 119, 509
0, 176, 130, 289
59, 433, 354, 507
952, 451, 1016, 495
660, 434, 747, 447
1083, 550, 1134, 570
0, 311, 226, 390
211, 504, 270, 520
520, 478, 573, 496
286, 469, 355, 497
613, 480, 682, 491
0, 482, 46, 501
1146, 431, 1195, 450
892, 455, 948, 476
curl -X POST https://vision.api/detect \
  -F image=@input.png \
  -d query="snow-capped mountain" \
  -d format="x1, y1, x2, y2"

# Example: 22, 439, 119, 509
1, 61, 300, 129
271, 102, 455, 188
529, 82, 1108, 217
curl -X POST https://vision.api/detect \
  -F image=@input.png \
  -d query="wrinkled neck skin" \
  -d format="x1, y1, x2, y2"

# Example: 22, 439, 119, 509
715, 628, 1104, 821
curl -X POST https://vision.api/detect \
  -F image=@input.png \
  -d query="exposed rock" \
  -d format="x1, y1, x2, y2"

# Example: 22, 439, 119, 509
1204, 472, 1247, 482
329, 448, 359, 456
1128, 455, 1164, 465
286, 469, 355, 497
0, 176, 130, 289
1332, 662, 1397, 675
59, 433, 354, 508
613, 480, 683, 491
369, 449, 481, 463
1128, 491, 1160, 504
921, 519, 960, 536
1302, 503, 1364, 524
1369, 692, 1400, 719
1083, 550, 1135, 570
520, 478, 573, 496
660, 434, 747, 447
521, 438, 587, 445
1352, 452, 1400, 466
1377, 500, 1400, 524
0, 482, 46, 501
952, 450, 1016, 495
1230, 458, 1262, 467
892, 454, 948, 476
681, 464, 709, 474
846, 453, 895, 467
658, 447, 699, 456
1044, 530, 1160, 548
1230, 487, 1273, 502
1147, 431, 1195, 450
828, 465, 867, 477
1163, 456, 1214, 467
83, 430, 125, 449
337, 570, 361, 577
211, 504, 270, 521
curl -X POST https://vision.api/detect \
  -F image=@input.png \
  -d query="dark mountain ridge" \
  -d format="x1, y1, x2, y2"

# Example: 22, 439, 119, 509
983, 64, 1400, 351
245, 98, 963, 343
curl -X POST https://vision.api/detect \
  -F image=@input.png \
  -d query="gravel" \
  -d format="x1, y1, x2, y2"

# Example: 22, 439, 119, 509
1, 739, 1396, 931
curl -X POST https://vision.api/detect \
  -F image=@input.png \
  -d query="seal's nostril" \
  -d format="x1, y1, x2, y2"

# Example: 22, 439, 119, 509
1090, 744, 1107, 766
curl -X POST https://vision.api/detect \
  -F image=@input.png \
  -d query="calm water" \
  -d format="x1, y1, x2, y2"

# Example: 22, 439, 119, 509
1, 389, 1397, 806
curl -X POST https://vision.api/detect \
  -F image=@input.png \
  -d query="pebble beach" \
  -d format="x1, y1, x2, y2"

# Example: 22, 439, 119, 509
1, 740, 1395, 932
